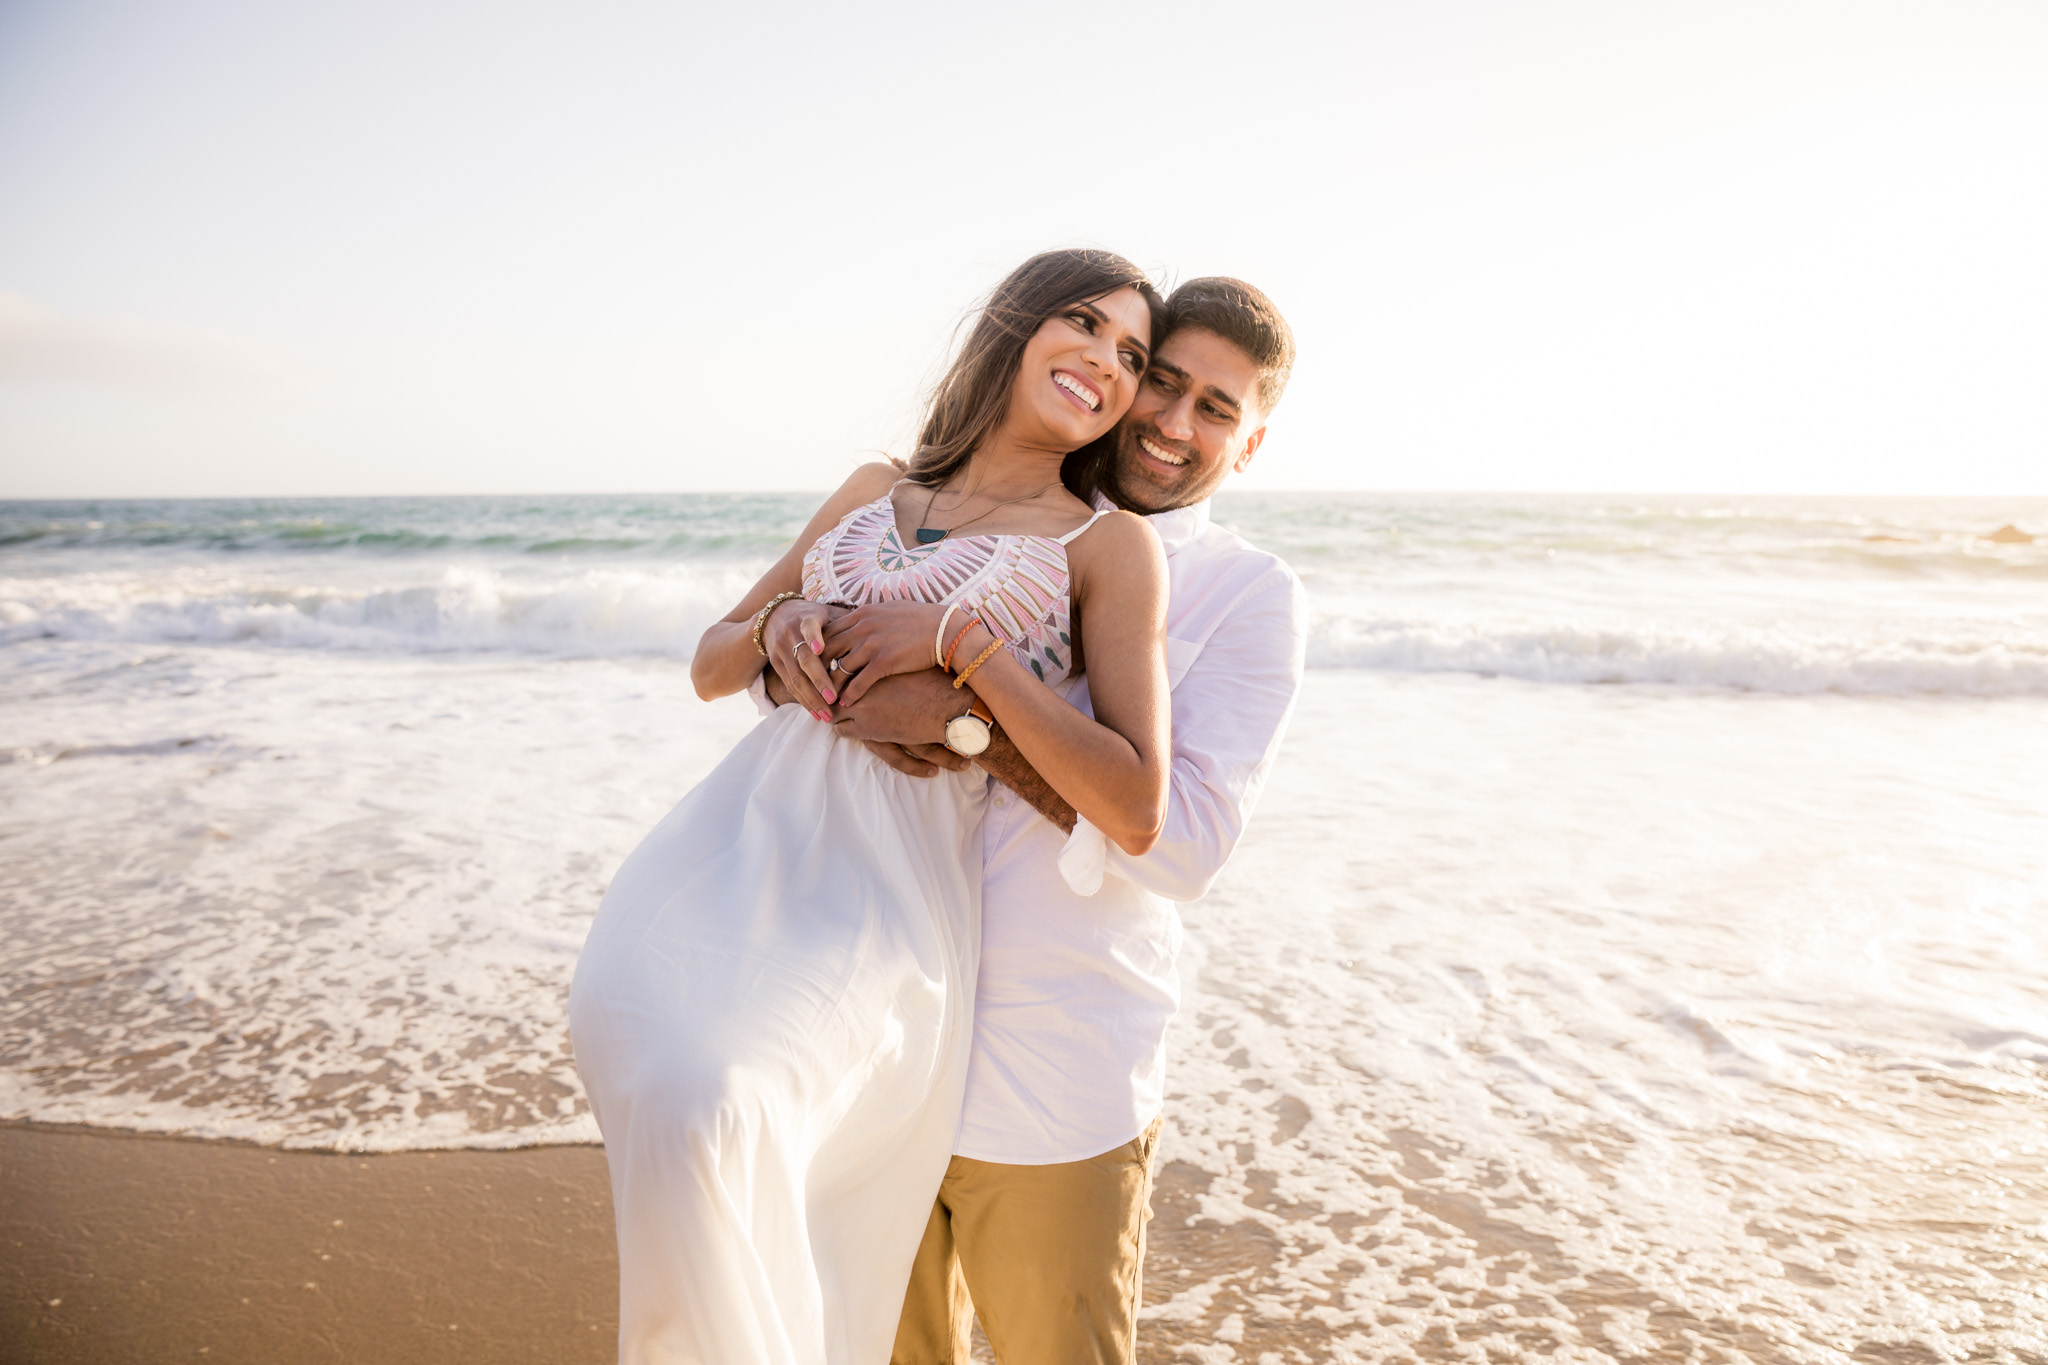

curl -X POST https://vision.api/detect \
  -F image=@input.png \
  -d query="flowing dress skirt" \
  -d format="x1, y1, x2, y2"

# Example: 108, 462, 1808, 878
570, 704, 987, 1364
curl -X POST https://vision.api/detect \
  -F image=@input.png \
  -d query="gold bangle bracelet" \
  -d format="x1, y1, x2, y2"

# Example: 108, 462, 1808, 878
752, 591, 802, 657
952, 638, 1004, 689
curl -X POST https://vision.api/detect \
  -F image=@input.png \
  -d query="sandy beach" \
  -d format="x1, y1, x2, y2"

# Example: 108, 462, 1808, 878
7, 1116, 1945, 1364
6, 1124, 1258, 1364
2, 1123, 618, 1364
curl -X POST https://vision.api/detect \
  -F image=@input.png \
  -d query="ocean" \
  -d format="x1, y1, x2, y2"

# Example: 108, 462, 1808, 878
3, 491, 2046, 1359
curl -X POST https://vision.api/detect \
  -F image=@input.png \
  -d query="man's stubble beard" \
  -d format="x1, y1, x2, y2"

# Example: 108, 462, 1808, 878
1102, 420, 1232, 516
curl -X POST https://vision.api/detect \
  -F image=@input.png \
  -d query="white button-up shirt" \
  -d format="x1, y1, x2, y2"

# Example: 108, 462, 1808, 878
956, 496, 1307, 1164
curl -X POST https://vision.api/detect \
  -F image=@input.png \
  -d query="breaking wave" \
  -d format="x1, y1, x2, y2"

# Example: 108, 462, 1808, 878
0, 566, 754, 657
6, 567, 2047, 695
1309, 613, 2048, 696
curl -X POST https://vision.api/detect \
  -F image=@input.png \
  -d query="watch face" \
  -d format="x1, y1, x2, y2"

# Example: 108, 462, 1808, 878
945, 714, 991, 757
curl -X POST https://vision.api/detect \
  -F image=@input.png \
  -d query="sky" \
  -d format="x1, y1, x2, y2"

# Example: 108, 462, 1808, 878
1, 0, 2044, 498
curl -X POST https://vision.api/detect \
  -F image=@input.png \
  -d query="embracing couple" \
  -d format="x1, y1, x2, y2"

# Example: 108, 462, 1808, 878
569, 249, 1306, 1365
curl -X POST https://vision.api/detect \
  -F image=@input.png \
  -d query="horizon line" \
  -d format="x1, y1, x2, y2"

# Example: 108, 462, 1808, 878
6, 488, 2048, 504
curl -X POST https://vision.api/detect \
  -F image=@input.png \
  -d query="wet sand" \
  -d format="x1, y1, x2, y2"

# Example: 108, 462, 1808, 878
7, 1114, 2008, 1363
1, 1123, 618, 1364
4, 1123, 1234, 1364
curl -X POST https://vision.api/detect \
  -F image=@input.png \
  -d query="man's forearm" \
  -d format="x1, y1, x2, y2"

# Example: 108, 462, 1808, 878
977, 729, 1077, 834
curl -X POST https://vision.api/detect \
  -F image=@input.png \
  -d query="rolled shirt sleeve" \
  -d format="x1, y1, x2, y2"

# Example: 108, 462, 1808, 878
745, 668, 779, 718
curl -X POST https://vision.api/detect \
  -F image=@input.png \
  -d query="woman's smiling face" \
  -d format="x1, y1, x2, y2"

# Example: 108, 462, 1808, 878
1005, 285, 1153, 450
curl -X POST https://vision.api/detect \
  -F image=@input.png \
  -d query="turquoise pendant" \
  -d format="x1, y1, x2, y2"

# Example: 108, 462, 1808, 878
914, 527, 947, 545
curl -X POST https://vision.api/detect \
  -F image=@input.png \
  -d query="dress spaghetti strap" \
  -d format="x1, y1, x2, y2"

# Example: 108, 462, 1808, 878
1055, 508, 1114, 546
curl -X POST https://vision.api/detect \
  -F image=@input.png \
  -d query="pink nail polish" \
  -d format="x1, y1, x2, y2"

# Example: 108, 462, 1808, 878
811, 641, 823, 654
822, 689, 837, 704
815, 709, 831, 722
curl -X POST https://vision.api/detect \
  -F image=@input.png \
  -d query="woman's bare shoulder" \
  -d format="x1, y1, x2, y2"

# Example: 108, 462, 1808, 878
811, 461, 905, 522
844, 460, 905, 501
1073, 507, 1162, 557
1068, 507, 1166, 586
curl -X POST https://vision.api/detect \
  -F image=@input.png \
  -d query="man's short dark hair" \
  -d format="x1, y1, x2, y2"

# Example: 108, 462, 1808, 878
1160, 276, 1295, 416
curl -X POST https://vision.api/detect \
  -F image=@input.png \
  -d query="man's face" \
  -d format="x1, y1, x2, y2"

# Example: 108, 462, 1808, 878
1106, 327, 1268, 513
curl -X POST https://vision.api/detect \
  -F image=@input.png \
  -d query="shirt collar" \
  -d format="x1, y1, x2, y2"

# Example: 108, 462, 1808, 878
1092, 492, 1210, 555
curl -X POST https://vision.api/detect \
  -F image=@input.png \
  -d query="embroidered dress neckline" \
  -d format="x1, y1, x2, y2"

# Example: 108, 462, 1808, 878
880, 524, 1063, 565
873, 515, 1064, 574
806, 495, 1098, 689
882, 496, 1098, 559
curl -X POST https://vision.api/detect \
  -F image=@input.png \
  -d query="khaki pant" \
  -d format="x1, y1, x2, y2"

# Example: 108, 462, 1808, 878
890, 1118, 1162, 1365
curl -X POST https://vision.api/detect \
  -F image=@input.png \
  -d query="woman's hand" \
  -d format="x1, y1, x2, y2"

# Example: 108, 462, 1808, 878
821, 601, 952, 706
688, 461, 902, 704
762, 600, 845, 720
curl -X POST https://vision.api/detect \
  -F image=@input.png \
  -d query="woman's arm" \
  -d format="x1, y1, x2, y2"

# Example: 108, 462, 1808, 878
812, 512, 1170, 852
960, 511, 1170, 853
690, 462, 902, 704
826, 513, 1169, 853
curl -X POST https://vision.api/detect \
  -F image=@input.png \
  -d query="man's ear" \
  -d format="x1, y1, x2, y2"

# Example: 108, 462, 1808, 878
1232, 424, 1268, 474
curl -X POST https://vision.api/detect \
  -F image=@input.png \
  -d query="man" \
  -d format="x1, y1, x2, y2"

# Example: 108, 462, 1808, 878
763, 278, 1305, 1363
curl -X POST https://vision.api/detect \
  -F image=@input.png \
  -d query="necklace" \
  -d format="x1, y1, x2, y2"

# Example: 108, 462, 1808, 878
914, 478, 1062, 545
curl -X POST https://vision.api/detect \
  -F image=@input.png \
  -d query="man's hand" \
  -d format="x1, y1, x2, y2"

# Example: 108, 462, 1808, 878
762, 667, 972, 777
862, 740, 973, 779
770, 661, 1081, 829
830, 668, 960, 746
836, 670, 1080, 830
832, 668, 974, 778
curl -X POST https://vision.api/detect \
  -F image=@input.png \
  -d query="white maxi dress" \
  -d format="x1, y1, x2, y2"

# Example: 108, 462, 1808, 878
570, 494, 1106, 1365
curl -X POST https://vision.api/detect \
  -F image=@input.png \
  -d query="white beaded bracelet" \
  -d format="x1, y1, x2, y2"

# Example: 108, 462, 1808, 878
933, 602, 960, 669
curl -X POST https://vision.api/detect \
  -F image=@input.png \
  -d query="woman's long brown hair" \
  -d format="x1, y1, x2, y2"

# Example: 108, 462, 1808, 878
904, 249, 1161, 490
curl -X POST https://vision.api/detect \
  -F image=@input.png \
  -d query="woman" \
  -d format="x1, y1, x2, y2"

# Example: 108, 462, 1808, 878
569, 249, 1171, 1365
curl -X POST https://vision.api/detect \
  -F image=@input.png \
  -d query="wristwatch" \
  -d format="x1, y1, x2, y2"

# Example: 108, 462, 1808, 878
943, 699, 995, 758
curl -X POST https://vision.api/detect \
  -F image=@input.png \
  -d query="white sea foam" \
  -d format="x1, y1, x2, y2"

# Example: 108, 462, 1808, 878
1131, 673, 2048, 1359
0, 643, 765, 1151
0, 563, 759, 657
6, 490, 2045, 699
5, 659, 2044, 1359
1307, 611, 2048, 695
6, 567, 2047, 696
